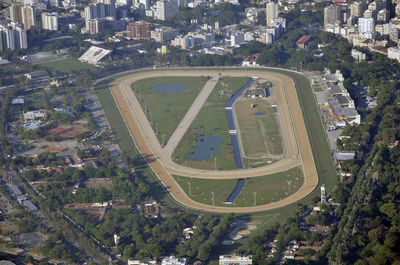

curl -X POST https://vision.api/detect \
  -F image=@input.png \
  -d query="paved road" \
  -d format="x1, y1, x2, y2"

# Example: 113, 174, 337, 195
163, 76, 219, 157
109, 68, 318, 213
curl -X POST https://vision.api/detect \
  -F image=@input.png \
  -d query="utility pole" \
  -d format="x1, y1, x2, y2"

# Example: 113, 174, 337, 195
214, 157, 217, 170
212, 192, 215, 206
254, 192, 257, 206
188, 182, 192, 197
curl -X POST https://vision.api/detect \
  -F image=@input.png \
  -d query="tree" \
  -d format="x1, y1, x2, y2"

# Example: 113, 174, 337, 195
197, 241, 212, 261
123, 245, 134, 259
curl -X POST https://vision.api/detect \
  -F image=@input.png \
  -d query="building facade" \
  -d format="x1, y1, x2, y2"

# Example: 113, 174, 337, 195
266, 2, 279, 26
84, 2, 116, 30
41, 12, 58, 31
88, 18, 106, 34
126, 22, 152, 40
9, 4, 37, 30
0, 23, 27, 50
324, 5, 341, 28
151, 27, 179, 42
358, 17, 375, 33
219, 255, 253, 265
155, 0, 179, 21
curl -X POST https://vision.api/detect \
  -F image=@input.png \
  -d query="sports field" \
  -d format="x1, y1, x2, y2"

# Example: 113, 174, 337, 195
173, 166, 303, 207
174, 77, 250, 170
235, 99, 283, 158
132, 76, 207, 145
40, 58, 94, 73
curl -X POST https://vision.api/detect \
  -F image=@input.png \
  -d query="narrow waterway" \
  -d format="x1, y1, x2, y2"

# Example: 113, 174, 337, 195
225, 78, 255, 204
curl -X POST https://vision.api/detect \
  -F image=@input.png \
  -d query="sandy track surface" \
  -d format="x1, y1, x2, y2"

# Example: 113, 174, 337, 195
109, 69, 318, 213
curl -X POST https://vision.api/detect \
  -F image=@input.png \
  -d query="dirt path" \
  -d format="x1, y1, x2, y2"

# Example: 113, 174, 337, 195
109, 69, 318, 213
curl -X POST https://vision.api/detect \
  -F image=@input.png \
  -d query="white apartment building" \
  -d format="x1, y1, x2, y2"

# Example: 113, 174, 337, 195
358, 17, 374, 33
155, 0, 179, 21
41, 12, 58, 31
266, 2, 279, 26
0, 23, 27, 51
388, 46, 400, 62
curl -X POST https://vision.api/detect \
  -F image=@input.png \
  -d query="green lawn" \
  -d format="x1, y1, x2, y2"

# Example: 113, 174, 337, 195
173, 166, 303, 207
174, 77, 250, 170
132, 76, 208, 145
235, 99, 283, 158
40, 58, 94, 73
173, 175, 237, 206
236, 167, 303, 206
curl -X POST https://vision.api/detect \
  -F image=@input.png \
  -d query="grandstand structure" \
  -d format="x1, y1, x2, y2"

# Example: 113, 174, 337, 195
79, 46, 111, 65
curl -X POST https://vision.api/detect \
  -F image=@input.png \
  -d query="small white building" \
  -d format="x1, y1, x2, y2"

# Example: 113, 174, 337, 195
388, 46, 400, 62
351, 49, 366, 62
161, 257, 186, 265
23, 110, 46, 122
219, 254, 252, 265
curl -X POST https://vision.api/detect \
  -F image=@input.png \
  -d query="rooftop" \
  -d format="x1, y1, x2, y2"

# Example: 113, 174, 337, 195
296, 35, 312, 45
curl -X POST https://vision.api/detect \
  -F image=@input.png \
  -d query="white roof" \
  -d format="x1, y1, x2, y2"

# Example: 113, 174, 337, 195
12, 98, 24, 104
79, 46, 111, 65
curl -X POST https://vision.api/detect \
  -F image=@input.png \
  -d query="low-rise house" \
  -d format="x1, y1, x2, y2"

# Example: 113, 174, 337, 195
219, 254, 252, 265
242, 54, 260, 67
296, 35, 312, 49
161, 257, 186, 265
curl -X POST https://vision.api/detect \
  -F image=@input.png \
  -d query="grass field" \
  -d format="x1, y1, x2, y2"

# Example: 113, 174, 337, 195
40, 58, 94, 73
173, 166, 303, 207
235, 99, 283, 158
174, 77, 250, 170
132, 76, 208, 145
